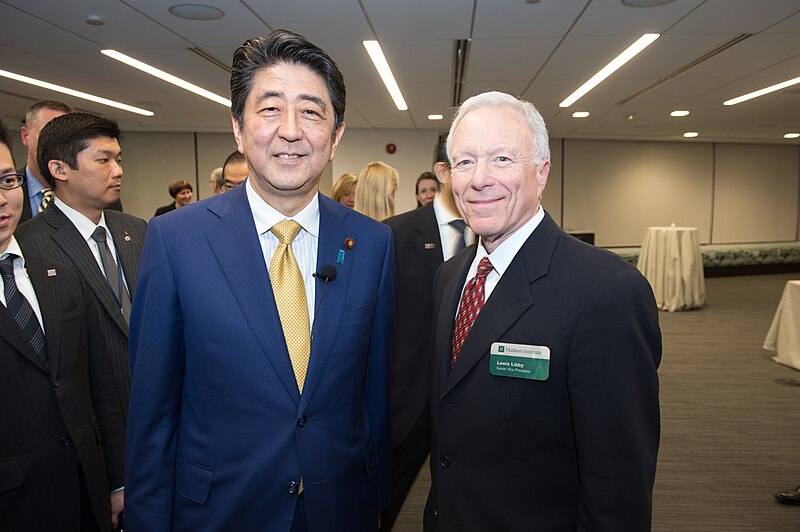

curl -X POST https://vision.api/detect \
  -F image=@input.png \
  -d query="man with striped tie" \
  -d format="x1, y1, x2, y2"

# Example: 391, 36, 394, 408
0, 118, 126, 530
16, 112, 147, 420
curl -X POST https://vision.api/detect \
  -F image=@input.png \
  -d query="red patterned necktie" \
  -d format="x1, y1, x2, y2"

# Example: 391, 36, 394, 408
451, 257, 494, 366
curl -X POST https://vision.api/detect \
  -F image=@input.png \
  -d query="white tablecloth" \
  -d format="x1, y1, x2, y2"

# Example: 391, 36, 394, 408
637, 226, 705, 312
764, 280, 800, 371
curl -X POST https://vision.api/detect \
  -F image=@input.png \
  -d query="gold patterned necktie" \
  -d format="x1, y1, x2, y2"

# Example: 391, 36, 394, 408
269, 220, 311, 393
38, 188, 53, 213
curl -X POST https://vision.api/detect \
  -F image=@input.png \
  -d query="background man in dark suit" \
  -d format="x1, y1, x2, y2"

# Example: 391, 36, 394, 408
125, 30, 394, 531
0, 119, 125, 530
18, 99, 73, 222
381, 139, 471, 531
425, 91, 661, 531
16, 112, 147, 417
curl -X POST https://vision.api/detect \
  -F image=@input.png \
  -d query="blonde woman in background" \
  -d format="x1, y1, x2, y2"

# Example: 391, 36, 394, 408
355, 161, 398, 222
332, 172, 358, 208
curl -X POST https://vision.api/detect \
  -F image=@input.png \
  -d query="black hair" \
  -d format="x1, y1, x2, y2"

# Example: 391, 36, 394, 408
223, 150, 246, 176
230, 29, 346, 135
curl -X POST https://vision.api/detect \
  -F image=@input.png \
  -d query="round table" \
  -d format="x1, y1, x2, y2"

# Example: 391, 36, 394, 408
637, 226, 705, 312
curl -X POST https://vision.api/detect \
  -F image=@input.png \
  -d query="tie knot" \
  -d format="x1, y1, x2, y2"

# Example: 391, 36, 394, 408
475, 257, 494, 278
91, 226, 108, 243
0, 254, 18, 277
271, 220, 302, 244
449, 219, 466, 232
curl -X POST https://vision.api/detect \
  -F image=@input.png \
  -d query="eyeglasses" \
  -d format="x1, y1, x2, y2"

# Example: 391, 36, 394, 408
0, 173, 24, 190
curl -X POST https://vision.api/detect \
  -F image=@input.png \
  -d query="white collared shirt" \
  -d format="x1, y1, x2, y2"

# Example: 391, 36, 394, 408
53, 197, 130, 291
433, 193, 475, 262
0, 236, 45, 330
457, 206, 545, 313
246, 179, 318, 321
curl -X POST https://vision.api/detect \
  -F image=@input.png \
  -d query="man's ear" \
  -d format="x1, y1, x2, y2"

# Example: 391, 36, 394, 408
231, 115, 244, 153
433, 162, 451, 186
20, 126, 30, 147
48, 160, 68, 184
328, 122, 346, 162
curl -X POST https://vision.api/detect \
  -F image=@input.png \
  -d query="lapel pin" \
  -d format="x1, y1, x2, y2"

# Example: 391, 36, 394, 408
47, 269, 57, 277
344, 237, 355, 249
337, 249, 345, 265
424, 242, 437, 249
123, 231, 131, 242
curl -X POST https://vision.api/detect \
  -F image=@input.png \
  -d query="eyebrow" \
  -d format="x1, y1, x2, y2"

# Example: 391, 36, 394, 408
254, 90, 327, 111
0, 166, 15, 174
94, 149, 122, 158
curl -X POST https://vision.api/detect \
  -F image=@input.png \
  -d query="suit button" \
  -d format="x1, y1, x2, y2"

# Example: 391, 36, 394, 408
60, 436, 71, 446
52, 380, 60, 388
434, 509, 438, 517
439, 456, 450, 468
286, 481, 299, 494
297, 415, 307, 428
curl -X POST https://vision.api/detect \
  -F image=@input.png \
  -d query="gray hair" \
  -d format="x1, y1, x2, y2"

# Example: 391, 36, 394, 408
447, 91, 550, 166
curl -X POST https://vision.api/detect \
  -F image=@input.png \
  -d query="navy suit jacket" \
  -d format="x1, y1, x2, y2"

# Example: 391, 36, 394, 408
425, 212, 661, 532
125, 185, 395, 531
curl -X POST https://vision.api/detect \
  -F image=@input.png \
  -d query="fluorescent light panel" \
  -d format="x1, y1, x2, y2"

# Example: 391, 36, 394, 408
723, 75, 800, 106
0, 68, 154, 116
559, 33, 660, 108
785, 133, 800, 139
101, 49, 231, 107
363, 41, 408, 111
428, 114, 443, 120
670, 110, 690, 117
572, 111, 590, 118
683, 131, 699, 138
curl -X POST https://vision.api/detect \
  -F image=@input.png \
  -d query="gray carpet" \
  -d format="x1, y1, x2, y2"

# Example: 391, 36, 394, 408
392, 273, 800, 531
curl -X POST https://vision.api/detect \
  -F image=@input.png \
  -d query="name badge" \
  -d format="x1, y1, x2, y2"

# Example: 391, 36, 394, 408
489, 342, 550, 381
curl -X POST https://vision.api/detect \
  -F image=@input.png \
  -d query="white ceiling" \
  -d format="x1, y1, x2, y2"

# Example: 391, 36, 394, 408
0, 0, 798, 143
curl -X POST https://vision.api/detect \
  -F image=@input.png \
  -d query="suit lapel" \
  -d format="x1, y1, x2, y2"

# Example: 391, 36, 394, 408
440, 213, 562, 399
411, 204, 444, 280
300, 195, 351, 409
0, 306, 48, 373
204, 186, 300, 403
26, 258, 62, 378
436, 249, 473, 397
106, 214, 140, 297
43, 205, 128, 334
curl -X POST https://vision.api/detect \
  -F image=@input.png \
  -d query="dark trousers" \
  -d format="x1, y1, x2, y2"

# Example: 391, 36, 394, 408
79, 467, 101, 532
380, 407, 431, 531
291, 495, 307, 532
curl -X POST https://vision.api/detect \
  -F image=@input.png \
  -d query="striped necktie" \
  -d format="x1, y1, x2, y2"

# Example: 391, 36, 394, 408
0, 254, 48, 368
38, 188, 53, 213
451, 257, 494, 366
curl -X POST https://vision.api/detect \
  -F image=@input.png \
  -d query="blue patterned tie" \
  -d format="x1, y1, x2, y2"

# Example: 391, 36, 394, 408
449, 219, 467, 253
0, 254, 48, 368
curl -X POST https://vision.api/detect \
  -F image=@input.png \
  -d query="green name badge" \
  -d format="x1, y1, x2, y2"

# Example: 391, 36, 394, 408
489, 342, 550, 381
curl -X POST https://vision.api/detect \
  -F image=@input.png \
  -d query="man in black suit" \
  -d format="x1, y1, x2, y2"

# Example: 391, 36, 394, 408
425, 92, 661, 531
0, 119, 125, 530
16, 112, 147, 417
381, 139, 471, 530
18, 99, 73, 222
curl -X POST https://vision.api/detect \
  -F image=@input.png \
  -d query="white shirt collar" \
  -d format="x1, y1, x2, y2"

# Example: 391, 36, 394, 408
54, 197, 110, 242
0, 236, 25, 265
475, 206, 545, 277
432, 193, 462, 226
245, 179, 319, 238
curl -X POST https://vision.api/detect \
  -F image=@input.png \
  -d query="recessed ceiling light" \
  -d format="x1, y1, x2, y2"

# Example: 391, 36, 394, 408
724, 75, 800, 105
559, 33, 659, 108
169, 4, 224, 21
85, 14, 104, 26
101, 49, 231, 107
572, 111, 590, 118
784, 133, 800, 139
0, 67, 153, 116
670, 110, 690, 117
428, 114, 443, 120
683, 131, 699, 138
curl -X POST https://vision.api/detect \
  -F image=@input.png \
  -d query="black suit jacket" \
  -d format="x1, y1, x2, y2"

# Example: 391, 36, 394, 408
18, 167, 123, 223
0, 255, 126, 531
16, 205, 147, 416
153, 202, 176, 217
384, 203, 443, 447
425, 212, 661, 532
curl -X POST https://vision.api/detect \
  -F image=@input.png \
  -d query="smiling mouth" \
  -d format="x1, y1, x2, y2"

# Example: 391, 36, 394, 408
276, 153, 303, 159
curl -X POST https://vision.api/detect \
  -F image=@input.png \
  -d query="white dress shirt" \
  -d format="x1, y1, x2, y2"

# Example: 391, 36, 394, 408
246, 179, 318, 322
54, 197, 131, 291
457, 206, 545, 314
0, 236, 45, 330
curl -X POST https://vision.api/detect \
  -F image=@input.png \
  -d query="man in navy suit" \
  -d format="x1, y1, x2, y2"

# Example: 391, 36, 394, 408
425, 92, 661, 531
125, 30, 395, 531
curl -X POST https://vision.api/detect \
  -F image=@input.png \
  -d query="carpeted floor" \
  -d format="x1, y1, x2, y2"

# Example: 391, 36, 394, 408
392, 273, 800, 531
